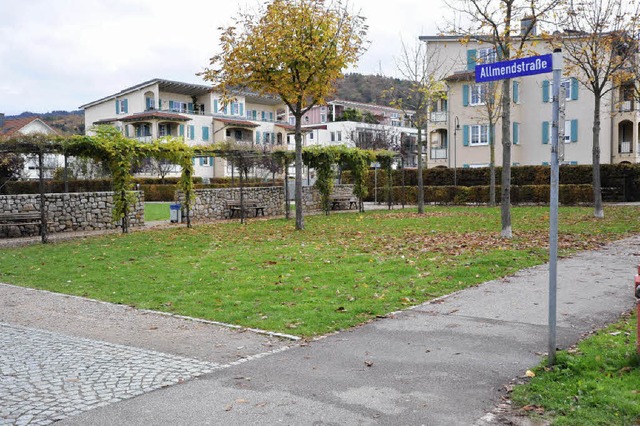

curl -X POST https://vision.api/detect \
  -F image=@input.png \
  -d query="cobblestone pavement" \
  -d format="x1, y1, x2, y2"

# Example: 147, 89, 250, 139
0, 323, 219, 426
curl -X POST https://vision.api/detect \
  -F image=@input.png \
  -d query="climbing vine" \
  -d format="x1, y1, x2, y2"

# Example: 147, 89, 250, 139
303, 146, 341, 214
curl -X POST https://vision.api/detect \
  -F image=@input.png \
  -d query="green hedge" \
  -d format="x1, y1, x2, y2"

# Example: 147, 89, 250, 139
374, 184, 595, 205
345, 164, 640, 202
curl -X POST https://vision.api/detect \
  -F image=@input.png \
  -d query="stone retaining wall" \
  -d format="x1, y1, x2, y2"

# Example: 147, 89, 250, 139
301, 184, 355, 211
180, 187, 285, 220
0, 192, 144, 238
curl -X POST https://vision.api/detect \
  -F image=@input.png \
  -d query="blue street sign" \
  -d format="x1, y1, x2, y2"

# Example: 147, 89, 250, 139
475, 53, 553, 82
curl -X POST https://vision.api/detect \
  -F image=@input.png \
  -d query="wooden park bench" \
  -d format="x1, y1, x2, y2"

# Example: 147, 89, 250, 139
0, 212, 50, 236
330, 196, 358, 210
227, 200, 266, 218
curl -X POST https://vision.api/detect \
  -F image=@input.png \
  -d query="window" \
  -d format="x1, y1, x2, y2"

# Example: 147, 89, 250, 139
304, 116, 310, 123
336, 131, 342, 141
231, 102, 239, 115
202, 157, 209, 166
116, 99, 128, 114
330, 131, 336, 142
470, 84, 486, 106
170, 101, 188, 113
289, 117, 295, 125
159, 124, 170, 137
478, 47, 496, 64
321, 114, 327, 123
235, 130, 242, 140
544, 78, 578, 102
309, 132, 314, 140
470, 124, 489, 145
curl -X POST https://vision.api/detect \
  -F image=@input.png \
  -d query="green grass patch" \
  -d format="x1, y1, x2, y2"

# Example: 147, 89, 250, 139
144, 202, 171, 222
511, 311, 640, 425
1, 206, 639, 337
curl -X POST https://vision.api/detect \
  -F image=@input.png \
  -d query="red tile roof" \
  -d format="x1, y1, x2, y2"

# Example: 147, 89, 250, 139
0, 116, 50, 137
118, 111, 191, 122
213, 117, 260, 128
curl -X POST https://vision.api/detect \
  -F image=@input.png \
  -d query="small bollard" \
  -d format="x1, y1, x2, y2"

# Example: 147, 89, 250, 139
635, 265, 640, 356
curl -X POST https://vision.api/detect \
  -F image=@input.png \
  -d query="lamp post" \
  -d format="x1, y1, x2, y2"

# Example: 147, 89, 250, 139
453, 116, 460, 186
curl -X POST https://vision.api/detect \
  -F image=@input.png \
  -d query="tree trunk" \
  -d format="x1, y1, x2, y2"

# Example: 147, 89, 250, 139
38, 149, 48, 244
592, 95, 604, 218
500, 78, 512, 238
284, 162, 290, 220
294, 111, 304, 230
489, 125, 496, 207
417, 127, 424, 213
401, 157, 406, 209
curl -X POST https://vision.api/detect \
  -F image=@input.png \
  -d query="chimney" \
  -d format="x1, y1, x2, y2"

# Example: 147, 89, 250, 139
521, 16, 537, 36
0, 113, 4, 129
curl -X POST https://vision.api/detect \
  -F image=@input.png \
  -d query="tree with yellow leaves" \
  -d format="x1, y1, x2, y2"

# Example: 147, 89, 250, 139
201, 0, 368, 230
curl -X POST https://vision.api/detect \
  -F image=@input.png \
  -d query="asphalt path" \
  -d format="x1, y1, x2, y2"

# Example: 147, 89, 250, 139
42, 234, 640, 426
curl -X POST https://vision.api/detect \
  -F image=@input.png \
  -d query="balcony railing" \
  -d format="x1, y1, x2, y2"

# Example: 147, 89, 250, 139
619, 141, 632, 153
430, 111, 447, 123
619, 101, 634, 112
430, 148, 448, 159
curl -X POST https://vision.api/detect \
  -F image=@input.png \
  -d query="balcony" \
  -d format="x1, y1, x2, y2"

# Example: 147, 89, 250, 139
430, 148, 448, 159
619, 101, 634, 112
430, 111, 447, 123
619, 141, 632, 153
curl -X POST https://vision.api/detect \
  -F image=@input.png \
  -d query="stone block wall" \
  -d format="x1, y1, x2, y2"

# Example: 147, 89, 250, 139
301, 184, 355, 211
0, 192, 144, 238
179, 187, 285, 220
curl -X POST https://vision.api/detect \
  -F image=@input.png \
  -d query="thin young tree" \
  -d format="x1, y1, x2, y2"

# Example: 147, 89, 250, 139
445, 0, 561, 237
391, 38, 448, 214
201, 0, 367, 230
474, 80, 503, 206
552, 0, 640, 218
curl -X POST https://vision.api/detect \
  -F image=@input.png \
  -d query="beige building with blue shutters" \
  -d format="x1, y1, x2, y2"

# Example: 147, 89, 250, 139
419, 32, 628, 169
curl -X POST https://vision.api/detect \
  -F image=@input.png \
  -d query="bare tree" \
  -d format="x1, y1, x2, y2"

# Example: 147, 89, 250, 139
390, 38, 448, 214
445, 0, 561, 237
551, 0, 640, 218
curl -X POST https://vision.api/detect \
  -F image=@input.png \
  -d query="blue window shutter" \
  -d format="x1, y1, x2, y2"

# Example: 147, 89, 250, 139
571, 78, 579, 100
513, 122, 519, 145
571, 119, 578, 142
239, 103, 244, 116
209, 157, 214, 166
169, 100, 175, 111
124, 125, 129, 137
158, 99, 162, 110
202, 126, 209, 141
513, 81, 519, 103
192, 157, 195, 166
542, 161, 549, 166
463, 125, 470, 146
146, 98, 151, 109
462, 85, 469, 107
570, 161, 578, 165
189, 125, 195, 140
463, 164, 470, 168
256, 131, 261, 143
199, 157, 204, 166
269, 112, 274, 121
179, 124, 184, 137
122, 99, 128, 113
188, 103, 194, 113
223, 104, 227, 115
115, 99, 120, 114
261, 111, 266, 121
542, 121, 549, 144
467, 49, 477, 71
214, 99, 218, 113
542, 80, 549, 103
264, 132, 268, 143
272, 132, 275, 143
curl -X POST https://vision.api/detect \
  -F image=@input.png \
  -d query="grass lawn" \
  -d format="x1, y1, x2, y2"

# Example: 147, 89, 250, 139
144, 202, 171, 222
0, 205, 639, 337
511, 311, 640, 425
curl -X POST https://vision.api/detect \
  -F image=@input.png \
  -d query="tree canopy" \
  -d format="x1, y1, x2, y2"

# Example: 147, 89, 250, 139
201, 0, 368, 230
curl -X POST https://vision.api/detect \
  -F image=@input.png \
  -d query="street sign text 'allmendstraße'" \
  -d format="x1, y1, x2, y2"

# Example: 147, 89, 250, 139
475, 54, 553, 83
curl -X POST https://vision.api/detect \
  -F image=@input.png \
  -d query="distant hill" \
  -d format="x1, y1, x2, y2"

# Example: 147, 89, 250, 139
5, 74, 409, 134
7, 110, 84, 135
333, 73, 413, 107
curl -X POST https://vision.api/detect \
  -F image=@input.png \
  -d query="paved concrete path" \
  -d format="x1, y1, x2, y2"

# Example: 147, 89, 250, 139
1, 235, 638, 425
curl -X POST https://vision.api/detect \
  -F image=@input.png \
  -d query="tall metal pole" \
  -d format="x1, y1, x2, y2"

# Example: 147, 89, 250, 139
548, 49, 562, 367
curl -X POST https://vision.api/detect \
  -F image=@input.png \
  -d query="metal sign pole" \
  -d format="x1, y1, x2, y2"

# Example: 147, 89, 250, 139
548, 49, 562, 367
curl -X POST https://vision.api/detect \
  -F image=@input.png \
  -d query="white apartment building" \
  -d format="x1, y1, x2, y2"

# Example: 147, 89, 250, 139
81, 79, 294, 179
81, 80, 422, 178
419, 30, 632, 169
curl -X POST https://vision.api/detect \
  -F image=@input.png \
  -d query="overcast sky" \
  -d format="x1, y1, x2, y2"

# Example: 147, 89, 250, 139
0, 0, 451, 116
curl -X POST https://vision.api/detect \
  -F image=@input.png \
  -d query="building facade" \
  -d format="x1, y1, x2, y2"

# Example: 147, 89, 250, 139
81, 79, 420, 178
0, 114, 60, 179
419, 32, 624, 169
